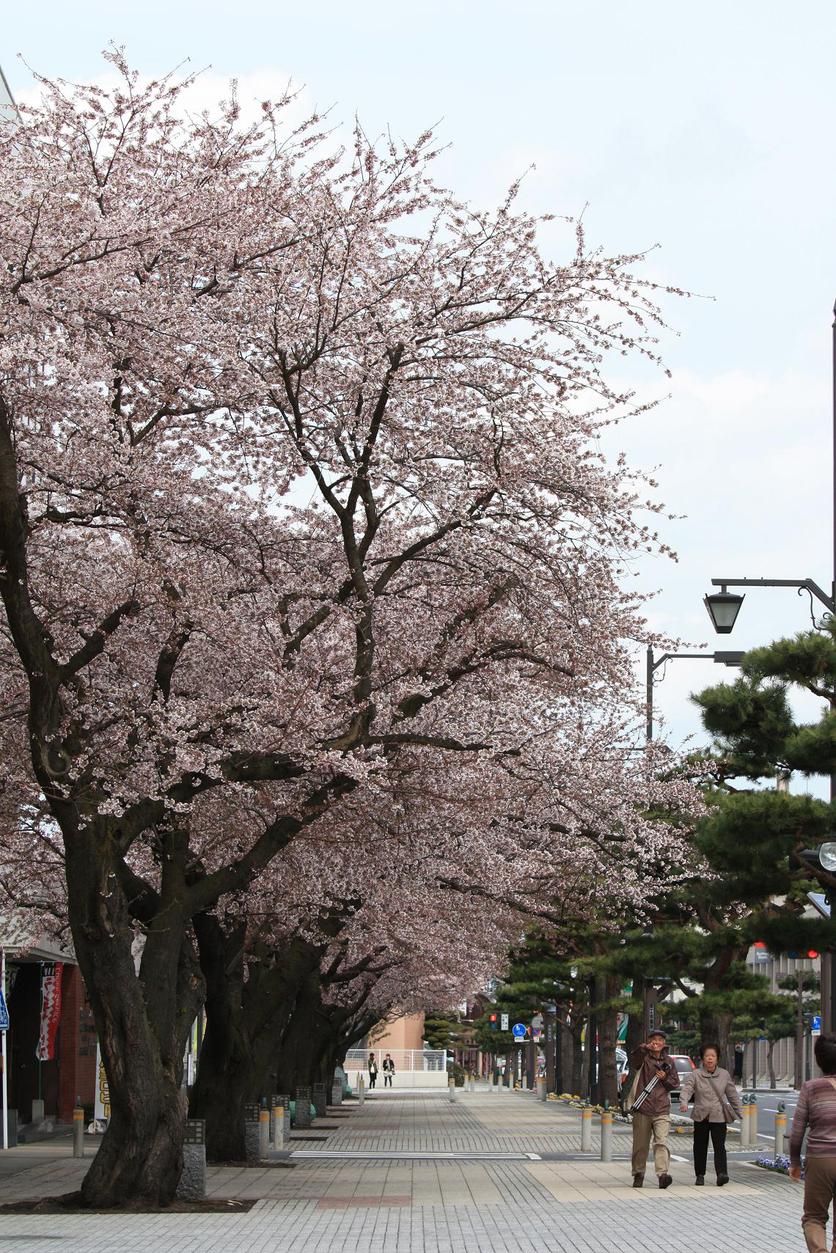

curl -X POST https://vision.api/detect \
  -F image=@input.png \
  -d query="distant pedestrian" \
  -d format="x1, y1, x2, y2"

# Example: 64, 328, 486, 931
789, 1032, 836, 1252
627, 1029, 678, 1189
679, 1042, 741, 1187
368, 1053, 378, 1089
383, 1053, 396, 1087
733, 1041, 745, 1083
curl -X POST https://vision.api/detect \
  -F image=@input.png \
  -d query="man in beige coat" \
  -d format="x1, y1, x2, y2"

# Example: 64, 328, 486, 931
628, 1029, 679, 1188
679, 1043, 742, 1186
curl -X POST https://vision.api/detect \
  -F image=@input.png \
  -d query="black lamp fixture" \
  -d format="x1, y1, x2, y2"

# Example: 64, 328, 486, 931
704, 586, 745, 634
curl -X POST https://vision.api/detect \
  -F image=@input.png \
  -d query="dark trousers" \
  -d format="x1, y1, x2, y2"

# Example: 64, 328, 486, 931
693, 1119, 727, 1176
369, 1071, 377, 1088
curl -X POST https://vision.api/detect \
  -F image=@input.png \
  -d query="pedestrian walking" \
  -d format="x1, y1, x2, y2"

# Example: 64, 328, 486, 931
627, 1028, 678, 1189
733, 1041, 745, 1083
679, 1042, 742, 1186
368, 1052, 378, 1089
383, 1053, 396, 1087
789, 1032, 836, 1252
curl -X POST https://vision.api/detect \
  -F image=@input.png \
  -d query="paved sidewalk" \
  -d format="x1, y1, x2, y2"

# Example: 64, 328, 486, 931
0, 1090, 808, 1251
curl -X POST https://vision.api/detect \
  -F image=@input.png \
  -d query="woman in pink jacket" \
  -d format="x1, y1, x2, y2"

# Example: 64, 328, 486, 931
789, 1033, 836, 1253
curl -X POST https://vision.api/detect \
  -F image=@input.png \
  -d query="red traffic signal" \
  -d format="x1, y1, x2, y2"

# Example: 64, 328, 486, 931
808, 950, 820, 959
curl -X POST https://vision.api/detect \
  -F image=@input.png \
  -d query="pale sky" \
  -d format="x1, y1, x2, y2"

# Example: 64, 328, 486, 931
4, 0, 836, 769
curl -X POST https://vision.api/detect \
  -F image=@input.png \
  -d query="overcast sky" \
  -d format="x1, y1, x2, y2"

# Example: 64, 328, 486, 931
4, 0, 836, 775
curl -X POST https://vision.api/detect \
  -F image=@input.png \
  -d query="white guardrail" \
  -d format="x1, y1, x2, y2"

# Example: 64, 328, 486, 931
344, 1048, 448, 1088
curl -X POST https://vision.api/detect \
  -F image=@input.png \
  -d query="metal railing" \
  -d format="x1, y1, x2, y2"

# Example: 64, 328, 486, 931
345, 1048, 446, 1072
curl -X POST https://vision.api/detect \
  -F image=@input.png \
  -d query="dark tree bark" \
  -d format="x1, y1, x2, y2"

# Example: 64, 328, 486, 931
189, 919, 321, 1160
698, 1009, 733, 1072
597, 975, 620, 1107
64, 826, 204, 1208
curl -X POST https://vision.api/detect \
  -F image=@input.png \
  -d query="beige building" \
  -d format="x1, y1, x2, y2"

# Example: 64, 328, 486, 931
344, 1013, 448, 1090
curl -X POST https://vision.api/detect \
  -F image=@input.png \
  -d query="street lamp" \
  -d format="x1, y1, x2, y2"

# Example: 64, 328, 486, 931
701, 302, 836, 1028
646, 647, 744, 741
703, 587, 745, 634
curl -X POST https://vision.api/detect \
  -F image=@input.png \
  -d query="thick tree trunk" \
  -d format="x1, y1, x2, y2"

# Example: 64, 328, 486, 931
597, 976, 620, 1107
65, 830, 202, 1208
190, 919, 321, 1158
274, 980, 326, 1094
698, 1010, 733, 1072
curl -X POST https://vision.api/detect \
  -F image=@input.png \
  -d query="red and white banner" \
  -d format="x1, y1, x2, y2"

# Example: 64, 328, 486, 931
35, 962, 63, 1061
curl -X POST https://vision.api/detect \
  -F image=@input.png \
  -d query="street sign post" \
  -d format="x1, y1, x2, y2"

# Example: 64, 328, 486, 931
812, 1015, 822, 1034
512, 1023, 527, 1040
500, 1013, 509, 1032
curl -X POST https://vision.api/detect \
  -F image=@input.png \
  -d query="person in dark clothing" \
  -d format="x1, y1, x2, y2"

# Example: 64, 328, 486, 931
368, 1053, 378, 1089
628, 1028, 678, 1189
383, 1053, 396, 1087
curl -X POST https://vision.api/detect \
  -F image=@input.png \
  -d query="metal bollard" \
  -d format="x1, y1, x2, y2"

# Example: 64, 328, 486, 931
72, 1106, 85, 1158
448, 1077, 456, 1102
739, 1094, 749, 1147
748, 1092, 758, 1149
259, 1108, 270, 1159
270, 1101, 285, 1149
600, 1105, 613, 1162
358, 1075, 365, 1106
774, 1102, 786, 1158
740, 1093, 753, 1148
536, 1076, 547, 1102
581, 1105, 593, 1152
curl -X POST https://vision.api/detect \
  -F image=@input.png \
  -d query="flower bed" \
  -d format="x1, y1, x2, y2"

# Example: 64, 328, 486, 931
755, 1153, 799, 1177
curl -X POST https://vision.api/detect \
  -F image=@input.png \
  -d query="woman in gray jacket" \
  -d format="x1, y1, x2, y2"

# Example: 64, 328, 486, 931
679, 1043, 742, 1186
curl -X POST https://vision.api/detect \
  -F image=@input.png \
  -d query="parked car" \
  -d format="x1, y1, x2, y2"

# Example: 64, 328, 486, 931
617, 1051, 696, 1110
668, 1053, 697, 1102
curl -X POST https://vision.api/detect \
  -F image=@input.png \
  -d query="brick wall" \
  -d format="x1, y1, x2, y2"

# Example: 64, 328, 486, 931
57, 966, 96, 1121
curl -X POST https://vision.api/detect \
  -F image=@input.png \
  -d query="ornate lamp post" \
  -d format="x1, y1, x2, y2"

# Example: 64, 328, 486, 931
702, 303, 836, 1029
646, 648, 743, 742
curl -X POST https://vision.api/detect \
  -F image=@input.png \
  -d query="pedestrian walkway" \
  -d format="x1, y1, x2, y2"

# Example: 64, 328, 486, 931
0, 1089, 807, 1251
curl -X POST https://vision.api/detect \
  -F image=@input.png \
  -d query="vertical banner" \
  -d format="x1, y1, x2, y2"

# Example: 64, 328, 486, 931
94, 1042, 111, 1125
35, 962, 63, 1061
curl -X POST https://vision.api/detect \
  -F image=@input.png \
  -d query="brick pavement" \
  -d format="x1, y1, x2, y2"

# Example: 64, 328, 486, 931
0, 1089, 810, 1251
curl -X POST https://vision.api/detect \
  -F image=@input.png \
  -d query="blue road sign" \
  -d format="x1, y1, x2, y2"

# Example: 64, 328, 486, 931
0, 988, 8, 1031
512, 1023, 527, 1039
812, 1015, 822, 1033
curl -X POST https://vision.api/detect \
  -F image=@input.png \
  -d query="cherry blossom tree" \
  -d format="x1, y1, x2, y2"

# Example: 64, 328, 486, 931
0, 54, 692, 1206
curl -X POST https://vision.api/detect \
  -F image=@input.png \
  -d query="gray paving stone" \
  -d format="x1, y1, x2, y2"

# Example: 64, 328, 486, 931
0, 1092, 808, 1250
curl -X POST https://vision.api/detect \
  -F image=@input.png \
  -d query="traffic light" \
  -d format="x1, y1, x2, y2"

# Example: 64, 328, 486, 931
489, 1013, 498, 1031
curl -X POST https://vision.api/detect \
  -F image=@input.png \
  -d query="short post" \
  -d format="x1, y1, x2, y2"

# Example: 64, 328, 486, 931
741, 1092, 756, 1148
600, 1104, 613, 1162
243, 1103, 261, 1162
748, 1092, 758, 1149
331, 1078, 343, 1106
176, 1118, 207, 1199
581, 1104, 593, 1152
259, 1106, 270, 1158
536, 1076, 547, 1102
774, 1101, 787, 1158
72, 1105, 85, 1158
295, 1086, 312, 1130
448, 1076, 456, 1102
270, 1095, 286, 1149
312, 1082, 327, 1117
357, 1074, 365, 1106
